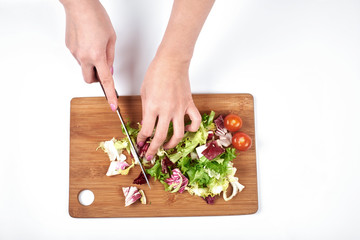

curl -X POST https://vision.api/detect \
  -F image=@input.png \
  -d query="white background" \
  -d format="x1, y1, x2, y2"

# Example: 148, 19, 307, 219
1, 0, 360, 239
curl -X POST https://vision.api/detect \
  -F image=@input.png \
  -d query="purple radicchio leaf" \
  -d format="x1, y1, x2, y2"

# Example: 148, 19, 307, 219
122, 186, 141, 207
201, 140, 225, 160
203, 195, 216, 204
165, 168, 188, 193
138, 140, 150, 159
161, 156, 174, 174
214, 115, 227, 136
207, 130, 214, 141
133, 171, 151, 185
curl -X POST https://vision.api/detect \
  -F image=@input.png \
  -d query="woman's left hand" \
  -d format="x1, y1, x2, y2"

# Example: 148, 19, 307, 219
136, 56, 202, 161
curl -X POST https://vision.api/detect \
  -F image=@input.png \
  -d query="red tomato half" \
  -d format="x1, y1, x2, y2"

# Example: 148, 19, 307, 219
224, 114, 242, 132
232, 132, 252, 151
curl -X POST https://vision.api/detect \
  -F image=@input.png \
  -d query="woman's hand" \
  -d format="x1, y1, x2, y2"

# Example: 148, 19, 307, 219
137, 56, 202, 160
136, 0, 214, 159
60, 0, 118, 110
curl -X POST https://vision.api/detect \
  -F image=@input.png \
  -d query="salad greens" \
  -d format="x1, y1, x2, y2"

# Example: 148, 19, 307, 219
99, 111, 245, 204
168, 123, 208, 163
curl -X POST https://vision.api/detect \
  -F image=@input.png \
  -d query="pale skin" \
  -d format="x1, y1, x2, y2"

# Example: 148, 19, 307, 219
60, 0, 215, 160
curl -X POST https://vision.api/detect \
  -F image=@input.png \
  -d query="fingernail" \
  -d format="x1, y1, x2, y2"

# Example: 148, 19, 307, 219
146, 155, 153, 161
110, 103, 116, 112
110, 66, 114, 75
138, 141, 145, 147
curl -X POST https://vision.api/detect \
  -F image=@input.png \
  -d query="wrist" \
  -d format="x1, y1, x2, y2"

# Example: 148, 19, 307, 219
60, 0, 99, 11
153, 52, 191, 71
155, 44, 193, 67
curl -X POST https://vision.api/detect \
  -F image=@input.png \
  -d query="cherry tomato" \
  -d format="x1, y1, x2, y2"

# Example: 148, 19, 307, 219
232, 132, 252, 151
224, 114, 242, 132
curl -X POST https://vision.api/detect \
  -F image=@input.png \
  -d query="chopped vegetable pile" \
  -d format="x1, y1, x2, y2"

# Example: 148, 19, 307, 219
98, 111, 251, 206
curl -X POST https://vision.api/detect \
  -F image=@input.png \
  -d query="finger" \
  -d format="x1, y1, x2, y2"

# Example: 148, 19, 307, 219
106, 35, 116, 69
81, 64, 97, 84
139, 96, 147, 129
163, 116, 184, 149
137, 111, 157, 145
95, 61, 117, 111
145, 117, 170, 160
185, 103, 202, 132
72, 55, 81, 65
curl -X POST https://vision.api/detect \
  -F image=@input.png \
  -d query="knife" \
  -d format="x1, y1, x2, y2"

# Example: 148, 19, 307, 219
97, 75, 151, 189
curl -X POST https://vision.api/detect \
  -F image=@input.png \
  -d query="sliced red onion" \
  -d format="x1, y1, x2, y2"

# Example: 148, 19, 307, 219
215, 128, 227, 137
218, 132, 232, 147
201, 140, 225, 160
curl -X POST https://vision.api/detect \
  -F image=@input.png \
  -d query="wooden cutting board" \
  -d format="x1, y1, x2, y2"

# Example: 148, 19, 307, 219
69, 94, 258, 218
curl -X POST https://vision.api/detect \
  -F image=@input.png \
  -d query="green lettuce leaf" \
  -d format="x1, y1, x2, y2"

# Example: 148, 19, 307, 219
121, 122, 140, 138
223, 147, 237, 162
145, 159, 173, 191
114, 138, 128, 151
177, 155, 191, 173
145, 159, 169, 181
207, 177, 229, 195
181, 146, 238, 196
202, 110, 215, 129
168, 123, 208, 163
192, 168, 210, 187
186, 183, 211, 198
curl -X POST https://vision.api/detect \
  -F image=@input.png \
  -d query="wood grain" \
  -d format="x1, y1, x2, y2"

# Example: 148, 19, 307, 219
69, 94, 258, 218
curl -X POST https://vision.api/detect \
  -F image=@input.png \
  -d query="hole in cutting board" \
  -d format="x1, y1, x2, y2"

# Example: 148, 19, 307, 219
78, 189, 95, 206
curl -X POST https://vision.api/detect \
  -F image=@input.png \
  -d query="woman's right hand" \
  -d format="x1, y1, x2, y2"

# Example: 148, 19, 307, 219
60, 0, 118, 111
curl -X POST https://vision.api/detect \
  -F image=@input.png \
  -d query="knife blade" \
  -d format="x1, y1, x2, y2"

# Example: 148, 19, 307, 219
99, 81, 151, 189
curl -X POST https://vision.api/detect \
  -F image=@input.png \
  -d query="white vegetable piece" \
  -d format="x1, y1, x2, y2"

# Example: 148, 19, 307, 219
190, 151, 198, 160
223, 177, 245, 201
195, 145, 207, 159
223, 166, 245, 201
218, 132, 232, 147
210, 184, 224, 195
106, 160, 129, 176
204, 168, 220, 180
118, 154, 126, 162
139, 189, 146, 204
103, 138, 123, 161
122, 186, 142, 207
185, 184, 210, 197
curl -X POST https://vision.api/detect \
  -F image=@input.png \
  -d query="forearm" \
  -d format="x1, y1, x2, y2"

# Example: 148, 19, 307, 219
59, 0, 117, 110
156, 0, 215, 64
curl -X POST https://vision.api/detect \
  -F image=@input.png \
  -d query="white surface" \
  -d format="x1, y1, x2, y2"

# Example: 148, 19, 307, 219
78, 190, 95, 206
1, 0, 360, 239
